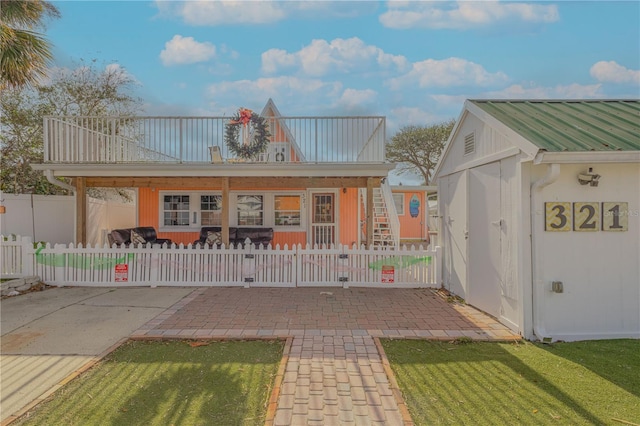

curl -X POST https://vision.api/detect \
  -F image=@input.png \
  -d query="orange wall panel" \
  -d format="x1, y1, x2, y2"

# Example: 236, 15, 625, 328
339, 188, 359, 246
139, 186, 369, 247
395, 190, 427, 240
272, 231, 306, 247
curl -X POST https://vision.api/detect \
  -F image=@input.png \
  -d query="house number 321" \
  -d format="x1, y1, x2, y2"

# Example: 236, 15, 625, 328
545, 202, 628, 232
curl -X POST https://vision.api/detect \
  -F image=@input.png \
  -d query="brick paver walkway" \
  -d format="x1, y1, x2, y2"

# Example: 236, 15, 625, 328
133, 287, 519, 425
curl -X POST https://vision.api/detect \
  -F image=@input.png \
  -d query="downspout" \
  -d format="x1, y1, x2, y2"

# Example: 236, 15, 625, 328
44, 170, 76, 194
530, 158, 560, 341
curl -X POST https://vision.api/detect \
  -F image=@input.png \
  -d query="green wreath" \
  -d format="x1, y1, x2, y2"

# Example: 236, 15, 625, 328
225, 108, 271, 160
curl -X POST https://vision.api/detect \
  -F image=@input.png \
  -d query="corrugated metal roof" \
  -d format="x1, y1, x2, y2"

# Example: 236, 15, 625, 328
470, 99, 640, 152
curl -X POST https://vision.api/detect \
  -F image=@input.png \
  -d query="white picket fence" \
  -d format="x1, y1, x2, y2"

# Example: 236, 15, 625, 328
1, 235, 441, 288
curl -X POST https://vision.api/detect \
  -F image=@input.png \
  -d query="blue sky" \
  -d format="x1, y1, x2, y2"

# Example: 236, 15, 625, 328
46, 1, 639, 134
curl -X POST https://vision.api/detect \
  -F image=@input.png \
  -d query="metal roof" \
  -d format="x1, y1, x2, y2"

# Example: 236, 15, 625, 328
470, 99, 640, 152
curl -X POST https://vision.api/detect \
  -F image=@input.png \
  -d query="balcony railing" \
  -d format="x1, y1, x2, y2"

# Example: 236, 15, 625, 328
43, 116, 386, 164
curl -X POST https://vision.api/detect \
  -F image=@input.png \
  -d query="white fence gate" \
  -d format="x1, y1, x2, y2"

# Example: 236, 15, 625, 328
1, 235, 441, 288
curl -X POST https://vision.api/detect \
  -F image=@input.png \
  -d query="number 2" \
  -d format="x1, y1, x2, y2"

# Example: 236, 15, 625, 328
574, 202, 599, 231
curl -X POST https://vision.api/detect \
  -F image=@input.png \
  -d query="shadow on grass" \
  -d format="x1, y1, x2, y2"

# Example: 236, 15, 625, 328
381, 340, 629, 425
537, 339, 640, 398
16, 340, 283, 426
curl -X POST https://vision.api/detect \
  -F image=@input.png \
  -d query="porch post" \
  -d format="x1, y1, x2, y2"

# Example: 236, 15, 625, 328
366, 177, 375, 248
222, 177, 230, 246
75, 177, 87, 245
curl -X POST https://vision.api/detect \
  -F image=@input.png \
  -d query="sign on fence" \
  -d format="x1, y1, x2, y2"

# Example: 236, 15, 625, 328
381, 265, 395, 284
114, 264, 128, 282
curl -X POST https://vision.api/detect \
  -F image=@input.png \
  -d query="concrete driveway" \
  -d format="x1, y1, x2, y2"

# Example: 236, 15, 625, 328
0, 286, 193, 424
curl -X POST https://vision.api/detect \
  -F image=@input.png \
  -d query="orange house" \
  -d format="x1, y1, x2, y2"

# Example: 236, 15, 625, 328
35, 99, 405, 248
390, 186, 438, 245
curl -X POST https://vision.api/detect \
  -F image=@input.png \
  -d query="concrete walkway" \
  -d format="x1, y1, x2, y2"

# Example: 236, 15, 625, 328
132, 287, 520, 425
0, 287, 193, 424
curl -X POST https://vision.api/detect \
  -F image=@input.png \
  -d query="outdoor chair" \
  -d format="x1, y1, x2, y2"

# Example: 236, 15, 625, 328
108, 226, 172, 247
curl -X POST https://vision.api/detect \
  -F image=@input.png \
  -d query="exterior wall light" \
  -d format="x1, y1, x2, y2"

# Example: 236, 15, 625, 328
577, 167, 600, 187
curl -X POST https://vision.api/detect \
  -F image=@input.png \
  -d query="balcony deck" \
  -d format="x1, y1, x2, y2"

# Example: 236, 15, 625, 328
43, 116, 386, 165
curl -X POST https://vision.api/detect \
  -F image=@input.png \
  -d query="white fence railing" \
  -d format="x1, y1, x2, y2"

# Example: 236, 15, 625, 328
2, 235, 441, 288
1, 235, 28, 278
43, 116, 386, 164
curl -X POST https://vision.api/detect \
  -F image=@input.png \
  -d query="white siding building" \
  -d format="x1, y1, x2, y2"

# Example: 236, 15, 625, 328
434, 99, 640, 341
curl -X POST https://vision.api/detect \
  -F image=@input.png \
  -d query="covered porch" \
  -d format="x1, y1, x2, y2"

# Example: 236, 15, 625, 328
34, 113, 397, 248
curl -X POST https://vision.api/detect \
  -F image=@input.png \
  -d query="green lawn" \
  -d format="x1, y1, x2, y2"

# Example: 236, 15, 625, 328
15, 339, 284, 426
381, 339, 640, 426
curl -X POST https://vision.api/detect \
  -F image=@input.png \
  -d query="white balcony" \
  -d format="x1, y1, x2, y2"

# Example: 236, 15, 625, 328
43, 116, 387, 165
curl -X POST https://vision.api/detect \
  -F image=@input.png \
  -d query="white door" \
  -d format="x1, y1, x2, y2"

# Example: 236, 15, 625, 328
442, 171, 468, 296
310, 192, 337, 246
468, 162, 502, 318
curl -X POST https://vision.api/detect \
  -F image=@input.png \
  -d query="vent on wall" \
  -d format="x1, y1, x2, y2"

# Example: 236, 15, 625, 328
464, 132, 475, 155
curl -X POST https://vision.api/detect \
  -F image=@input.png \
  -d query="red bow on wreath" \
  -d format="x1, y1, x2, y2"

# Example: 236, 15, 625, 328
230, 108, 253, 127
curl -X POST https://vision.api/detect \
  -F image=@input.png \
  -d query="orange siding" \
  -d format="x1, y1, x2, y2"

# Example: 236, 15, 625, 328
339, 188, 360, 246
141, 187, 424, 245
139, 187, 208, 244
139, 186, 316, 246
272, 232, 306, 247
394, 190, 427, 240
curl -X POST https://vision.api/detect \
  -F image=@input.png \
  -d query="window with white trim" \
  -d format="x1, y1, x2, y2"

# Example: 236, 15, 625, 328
160, 192, 222, 230
237, 195, 264, 226
161, 191, 306, 231
200, 195, 222, 226
274, 195, 302, 226
392, 193, 405, 215
163, 195, 190, 226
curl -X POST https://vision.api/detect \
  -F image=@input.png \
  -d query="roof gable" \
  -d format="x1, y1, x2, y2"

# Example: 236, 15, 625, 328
470, 100, 640, 152
260, 98, 306, 161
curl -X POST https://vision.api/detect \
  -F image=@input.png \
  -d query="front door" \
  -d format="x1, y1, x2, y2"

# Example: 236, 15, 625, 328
310, 192, 336, 246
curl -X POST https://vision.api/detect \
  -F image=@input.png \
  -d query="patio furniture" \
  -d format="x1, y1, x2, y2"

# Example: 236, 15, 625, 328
193, 226, 273, 248
108, 226, 172, 247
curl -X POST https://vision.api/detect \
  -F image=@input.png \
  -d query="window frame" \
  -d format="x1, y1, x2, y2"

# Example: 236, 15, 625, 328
159, 191, 222, 232
273, 193, 305, 229
392, 193, 405, 216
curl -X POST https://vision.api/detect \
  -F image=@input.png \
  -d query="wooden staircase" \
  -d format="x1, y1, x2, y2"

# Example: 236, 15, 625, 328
371, 187, 396, 247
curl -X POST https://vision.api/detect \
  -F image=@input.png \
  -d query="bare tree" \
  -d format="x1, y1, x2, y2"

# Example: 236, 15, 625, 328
1, 61, 141, 196
386, 119, 455, 185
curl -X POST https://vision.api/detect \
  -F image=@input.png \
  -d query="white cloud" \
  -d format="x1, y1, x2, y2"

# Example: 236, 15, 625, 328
164, 1, 287, 25
389, 106, 447, 128
388, 57, 508, 89
590, 61, 640, 85
160, 35, 216, 66
154, 1, 375, 26
430, 94, 470, 110
261, 37, 408, 77
207, 76, 342, 101
380, 1, 559, 30
335, 89, 378, 110
481, 83, 604, 99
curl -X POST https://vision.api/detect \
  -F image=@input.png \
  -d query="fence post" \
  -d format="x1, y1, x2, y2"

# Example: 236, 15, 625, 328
295, 244, 301, 288
22, 236, 34, 276
54, 243, 67, 285
149, 246, 159, 287
435, 245, 442, 287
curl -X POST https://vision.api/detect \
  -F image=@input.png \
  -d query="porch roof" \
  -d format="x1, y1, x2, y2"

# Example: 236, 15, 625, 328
31, 162, 395, 180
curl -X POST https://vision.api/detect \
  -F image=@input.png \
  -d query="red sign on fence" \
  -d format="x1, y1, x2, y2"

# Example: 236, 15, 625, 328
381, 265, 395, 284
115, 264, 128, 282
